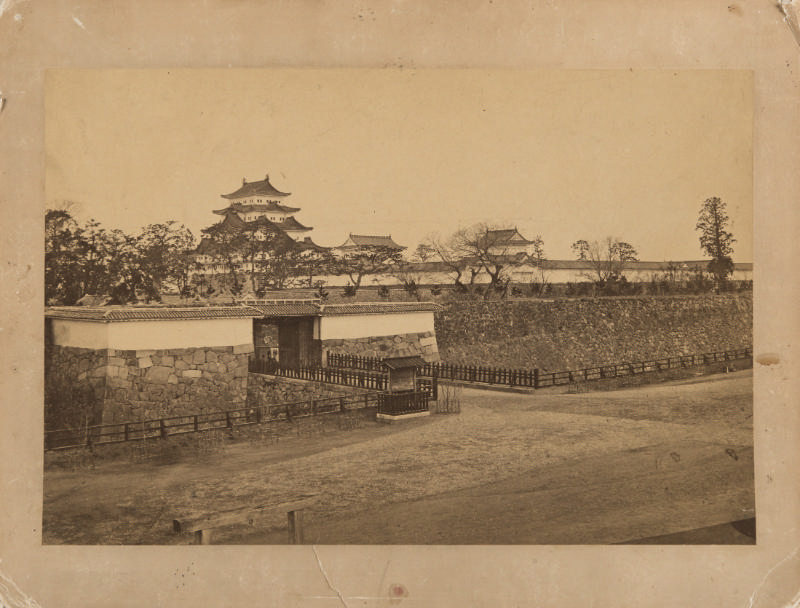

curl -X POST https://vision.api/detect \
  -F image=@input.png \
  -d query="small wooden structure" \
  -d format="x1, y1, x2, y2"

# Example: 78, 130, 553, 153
377, 356, 430, 420
173, 495, 316, 545
383, 355, 426, 391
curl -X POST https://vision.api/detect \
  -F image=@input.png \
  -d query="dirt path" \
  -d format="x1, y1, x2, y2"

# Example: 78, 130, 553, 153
42, 370, 753, 544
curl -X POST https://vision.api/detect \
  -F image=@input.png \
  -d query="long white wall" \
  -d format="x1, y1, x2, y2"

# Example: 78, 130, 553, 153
51, 318, 254, 350
320, 311, 435, 341
51, 320, 110, 349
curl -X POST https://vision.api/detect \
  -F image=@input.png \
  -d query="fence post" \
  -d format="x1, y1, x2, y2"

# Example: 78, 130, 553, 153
194, 529, 212, 545
287, 508, 304, 544
533, 368, 540, 389
339, 397, 346, 413
160, 419, 168, 440
194, 415, 200, 432
124, 423, 130, 442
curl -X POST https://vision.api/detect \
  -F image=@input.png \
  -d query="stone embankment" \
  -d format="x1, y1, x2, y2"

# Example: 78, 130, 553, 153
48, 343, 363, 426
323, 330, 440, 362
435, 294, 752, 371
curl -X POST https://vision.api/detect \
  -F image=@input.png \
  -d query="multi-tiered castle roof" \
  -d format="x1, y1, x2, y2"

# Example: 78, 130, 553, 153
212, 174, 312, 239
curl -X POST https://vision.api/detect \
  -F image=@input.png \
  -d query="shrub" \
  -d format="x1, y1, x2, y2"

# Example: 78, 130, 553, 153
314, 281, 329, 301
434, 383, 462, 414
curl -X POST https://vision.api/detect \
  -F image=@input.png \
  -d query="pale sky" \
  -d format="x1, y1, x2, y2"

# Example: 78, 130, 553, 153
45, 69, 753, 261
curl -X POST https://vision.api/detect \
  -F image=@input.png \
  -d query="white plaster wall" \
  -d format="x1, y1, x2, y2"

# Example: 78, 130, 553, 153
320, 312, 434, 341
313, 267, 753, 287
51, 318, 254, 350
51, 319, 110, 349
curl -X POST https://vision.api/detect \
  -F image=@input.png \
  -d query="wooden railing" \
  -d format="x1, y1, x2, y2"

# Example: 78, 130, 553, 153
377, 390, 430, 416
327, 347, 753, 390
45, 393, 379, 451
46, 373, 439, 451
249, 358, 438, 399
249, 358, 388, 390
535, 348, 752, 388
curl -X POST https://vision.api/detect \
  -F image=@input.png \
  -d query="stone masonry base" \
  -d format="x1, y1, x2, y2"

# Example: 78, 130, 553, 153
323, 331, 440, 362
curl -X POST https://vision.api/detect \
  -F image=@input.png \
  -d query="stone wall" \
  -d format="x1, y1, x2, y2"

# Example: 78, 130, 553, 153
436, 294, 752, 371
322, 331, 440, 362
46, 343, 255, 425
100, 344, 254, 423
246, 374, 364, 409
47, 342, 371, 427
47, 345, 108, 401
45, 345, 108, 431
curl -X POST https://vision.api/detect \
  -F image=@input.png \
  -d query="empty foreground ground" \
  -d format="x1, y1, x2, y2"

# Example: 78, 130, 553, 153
42, 370, 754, 544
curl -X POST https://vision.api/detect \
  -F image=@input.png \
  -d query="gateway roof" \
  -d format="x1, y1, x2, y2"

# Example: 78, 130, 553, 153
46, 301, 443, 322
338, 234, 405, 250
45, 306, 265, 322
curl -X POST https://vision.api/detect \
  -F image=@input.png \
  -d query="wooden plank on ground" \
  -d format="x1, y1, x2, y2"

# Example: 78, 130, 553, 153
173, 496, 317, 534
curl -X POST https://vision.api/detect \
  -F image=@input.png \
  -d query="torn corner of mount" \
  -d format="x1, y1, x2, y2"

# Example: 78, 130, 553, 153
779, 0, 800, 47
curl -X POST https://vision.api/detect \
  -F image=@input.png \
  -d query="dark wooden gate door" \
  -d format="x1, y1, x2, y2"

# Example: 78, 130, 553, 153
278, 319, 300, 368
277, 317, 320, 368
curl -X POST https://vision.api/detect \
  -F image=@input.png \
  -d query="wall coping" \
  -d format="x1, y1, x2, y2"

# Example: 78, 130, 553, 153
45, 306, 265, 323
45, 301, 443, 322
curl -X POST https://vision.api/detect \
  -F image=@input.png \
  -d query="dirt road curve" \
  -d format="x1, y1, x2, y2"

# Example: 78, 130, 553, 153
42, 370, 754, 544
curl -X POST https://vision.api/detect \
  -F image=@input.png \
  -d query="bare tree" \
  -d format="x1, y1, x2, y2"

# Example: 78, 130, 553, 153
333, 245, 404, 295
419, 233, 482, 291
450, 223, 529, 298
390, 248, 431, 301
571, 237, 639, 284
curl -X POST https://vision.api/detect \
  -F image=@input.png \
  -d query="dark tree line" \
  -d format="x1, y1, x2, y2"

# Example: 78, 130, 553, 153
46, 195, 742, 305
45, 209, 196, 305
196, 214, 339, 297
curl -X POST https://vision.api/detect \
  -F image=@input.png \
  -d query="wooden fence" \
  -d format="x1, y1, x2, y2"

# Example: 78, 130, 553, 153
327, 347, 753, 390
249, 358, 438, 399
46, 374, 439, 451
249, 358, 388, 390
45, 392, 379, 451
377, 390, 430, 416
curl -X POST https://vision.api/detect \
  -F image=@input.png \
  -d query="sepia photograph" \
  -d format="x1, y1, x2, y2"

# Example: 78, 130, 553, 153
4, 2, 800, 607
42, 68, 754, 546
